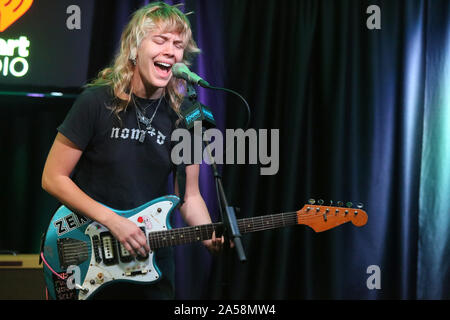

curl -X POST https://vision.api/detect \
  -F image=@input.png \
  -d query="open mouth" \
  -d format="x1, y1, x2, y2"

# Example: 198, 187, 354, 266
154, 61, 172, 77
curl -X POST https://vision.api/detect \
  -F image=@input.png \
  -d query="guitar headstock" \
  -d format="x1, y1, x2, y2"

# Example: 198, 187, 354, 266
296, 199, 368, 232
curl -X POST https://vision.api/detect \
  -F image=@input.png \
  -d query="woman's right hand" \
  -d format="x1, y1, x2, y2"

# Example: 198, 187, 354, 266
105, 214, 150, 257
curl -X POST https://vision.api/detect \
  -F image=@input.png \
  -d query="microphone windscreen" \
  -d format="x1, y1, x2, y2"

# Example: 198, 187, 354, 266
172, 63, 190, 79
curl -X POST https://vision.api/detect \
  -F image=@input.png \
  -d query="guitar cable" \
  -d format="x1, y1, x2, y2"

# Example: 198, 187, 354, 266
40, 251, 66, 280
40, 252, 66, 300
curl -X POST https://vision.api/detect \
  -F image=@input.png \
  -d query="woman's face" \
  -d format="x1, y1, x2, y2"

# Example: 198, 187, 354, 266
134, 28, 185, 91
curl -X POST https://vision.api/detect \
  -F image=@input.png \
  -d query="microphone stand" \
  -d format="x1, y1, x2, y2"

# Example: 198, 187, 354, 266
186, 83, 247, 299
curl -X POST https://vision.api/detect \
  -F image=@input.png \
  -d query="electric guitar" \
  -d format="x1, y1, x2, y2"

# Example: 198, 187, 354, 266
41, 195, 368, 300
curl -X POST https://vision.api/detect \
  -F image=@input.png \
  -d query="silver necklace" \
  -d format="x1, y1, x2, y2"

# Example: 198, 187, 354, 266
133, 94, 163, 143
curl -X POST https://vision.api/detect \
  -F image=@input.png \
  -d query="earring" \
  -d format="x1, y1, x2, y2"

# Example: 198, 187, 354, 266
130, 58, 136, 66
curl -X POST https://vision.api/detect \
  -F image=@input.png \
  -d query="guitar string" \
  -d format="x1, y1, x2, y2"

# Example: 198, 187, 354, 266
59, 218, 345, 260
56, 209, 359, 249
54, 207, 358, 251
57, 208, 356, 251
56, 208, 357, 252
56, 210, 359, 256
56, 212, 299, 251
58, 217, 293, 255
48, 212, 330, 280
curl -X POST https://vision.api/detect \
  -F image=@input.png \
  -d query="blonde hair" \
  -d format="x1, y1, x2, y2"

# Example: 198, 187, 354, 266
87, 2, 200, 118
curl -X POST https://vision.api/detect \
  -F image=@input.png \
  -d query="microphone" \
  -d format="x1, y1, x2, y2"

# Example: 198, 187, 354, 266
180, 101, 216, 130
172, 63, 210, 88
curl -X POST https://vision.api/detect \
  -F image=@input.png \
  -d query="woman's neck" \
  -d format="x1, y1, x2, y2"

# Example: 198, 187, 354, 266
131, 74, 164, 99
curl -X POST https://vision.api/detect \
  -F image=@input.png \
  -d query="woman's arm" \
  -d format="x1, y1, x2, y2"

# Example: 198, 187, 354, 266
42, 133, 149, 257
176, 164, 224, 254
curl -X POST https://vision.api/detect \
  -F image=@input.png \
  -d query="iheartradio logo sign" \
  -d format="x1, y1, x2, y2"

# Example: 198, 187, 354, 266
0, 0, 34, 32
0, 0, 33, 77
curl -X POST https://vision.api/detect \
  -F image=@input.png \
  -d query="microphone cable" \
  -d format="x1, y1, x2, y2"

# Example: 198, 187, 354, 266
203, 85, 251, 131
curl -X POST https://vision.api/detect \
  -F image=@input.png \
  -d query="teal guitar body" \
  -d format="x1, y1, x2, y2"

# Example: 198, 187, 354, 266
41, 195, 179, 300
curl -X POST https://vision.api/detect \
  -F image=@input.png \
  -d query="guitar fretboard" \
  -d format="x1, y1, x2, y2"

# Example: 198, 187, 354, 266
148, 212, 298, 249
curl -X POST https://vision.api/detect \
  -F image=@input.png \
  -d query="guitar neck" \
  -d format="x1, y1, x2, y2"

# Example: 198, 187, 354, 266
148, 212, 298, 249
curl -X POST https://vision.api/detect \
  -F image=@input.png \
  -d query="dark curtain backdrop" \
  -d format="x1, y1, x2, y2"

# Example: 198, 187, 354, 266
218, 0, 450, 300
1, 0, 449, 300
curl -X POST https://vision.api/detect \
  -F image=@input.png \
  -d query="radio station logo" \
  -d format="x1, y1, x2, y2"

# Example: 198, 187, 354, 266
0, 0, 33, 78
0, 0, 34, 32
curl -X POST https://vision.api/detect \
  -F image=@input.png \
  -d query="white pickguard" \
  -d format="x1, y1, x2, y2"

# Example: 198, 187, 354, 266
79, 200, 174, 300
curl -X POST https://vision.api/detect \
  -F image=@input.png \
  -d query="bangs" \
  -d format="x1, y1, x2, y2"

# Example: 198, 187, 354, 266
143, 4, 191, 45
152, 17, 191, 44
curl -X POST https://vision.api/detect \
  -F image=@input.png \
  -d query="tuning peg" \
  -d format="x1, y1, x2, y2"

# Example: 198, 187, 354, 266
346, 202, 353, 208
357, 202, 364, 209
337, 201, 344, 207
318, 199, 324, 205
329, 200, 334, 206
308, 199, 316, 205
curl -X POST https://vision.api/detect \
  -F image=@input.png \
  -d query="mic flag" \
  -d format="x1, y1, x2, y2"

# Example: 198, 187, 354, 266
180, 102, 216, 130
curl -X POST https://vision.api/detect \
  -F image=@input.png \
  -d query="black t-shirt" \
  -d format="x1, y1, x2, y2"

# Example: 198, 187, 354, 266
57, 85, 186, 298
58, 85, 180, 210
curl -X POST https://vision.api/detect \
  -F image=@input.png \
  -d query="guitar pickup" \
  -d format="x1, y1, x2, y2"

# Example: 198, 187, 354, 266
92, 235, 102, 264
119, 227, 148, 262
100, 232, 118, 265
118, 242, 133, 263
